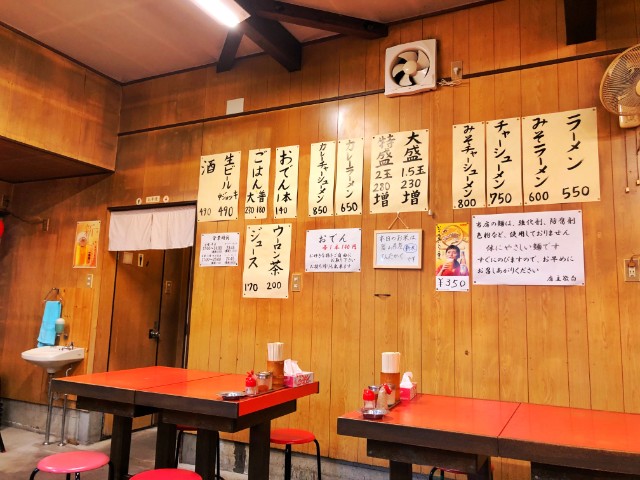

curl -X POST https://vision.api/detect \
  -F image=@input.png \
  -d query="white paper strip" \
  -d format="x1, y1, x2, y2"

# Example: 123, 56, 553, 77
335, 137, 364, 216
197, 151, 241, 221
308, 141, 336, 217
244, 148, 271, 220
274, 145, 299, 219
242, 223, 292, 298
452, 122, 486, 209
305, 228, 361, 272
486, 117, 522, 207
199, 232, 239, 267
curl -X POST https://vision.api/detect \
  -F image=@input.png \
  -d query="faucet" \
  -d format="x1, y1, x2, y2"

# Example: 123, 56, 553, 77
62, 342, 74, 350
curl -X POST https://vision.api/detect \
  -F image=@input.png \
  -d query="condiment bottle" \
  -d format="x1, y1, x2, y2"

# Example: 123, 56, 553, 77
256, 371, 273, 392
245, 370, 257, 396
376, 383, 392, 410
363, 389, 376, 409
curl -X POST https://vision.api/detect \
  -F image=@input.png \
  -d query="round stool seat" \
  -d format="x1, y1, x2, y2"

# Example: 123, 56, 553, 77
131, 468, 202, 480
37, 451, 110, 474
270, 428, 316, 445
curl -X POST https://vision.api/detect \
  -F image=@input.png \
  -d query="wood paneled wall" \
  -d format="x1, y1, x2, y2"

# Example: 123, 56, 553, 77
0, 26, 121, 169
2, 0, 640, 478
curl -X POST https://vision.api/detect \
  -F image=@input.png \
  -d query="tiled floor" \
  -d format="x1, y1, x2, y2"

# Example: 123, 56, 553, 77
0, 426, 247, 479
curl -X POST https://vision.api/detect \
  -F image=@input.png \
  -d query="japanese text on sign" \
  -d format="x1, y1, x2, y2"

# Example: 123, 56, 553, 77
200, 233, 240, 267
374, 230, 422, 269
305, 228, 361, 272
522, 108, 599, 205
370, 129, 430, 214
245, 148, 271, 220
472, 210, 585, 286
486, 117, 522, 206
452, 122, 486, 209
308, 141, 336, 218
435, 223, 470, 292
335, 138, 364, 216
273, 145, 300, 219
197, 151, 241, 221
242, 223, 292, 298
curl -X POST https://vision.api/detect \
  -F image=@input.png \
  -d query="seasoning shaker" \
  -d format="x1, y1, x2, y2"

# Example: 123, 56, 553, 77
245, 370, 257, 396
362, 389, 376, 410
256, 371, 273, 392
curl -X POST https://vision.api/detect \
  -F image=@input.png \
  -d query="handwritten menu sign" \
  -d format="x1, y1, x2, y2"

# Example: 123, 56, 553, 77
242, 223, 292, 298
197, 151, 241, 221
335, 138, 364, 216
486, 117, 522, 206
522, 108, 599, 205
374, 229, 422, 269
244, 148, 271, 220
274, 145, 300, 219
452, 122, 486, 209
200, 233, 240, 267
370, 130, 429, 214
308, 141, 336, 217
472, 210, 585, 286
305, 228, 361, 272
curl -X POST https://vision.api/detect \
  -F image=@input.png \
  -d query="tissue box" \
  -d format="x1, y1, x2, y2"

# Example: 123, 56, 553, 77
284, 371, 314, 387
400, 382, 417, 401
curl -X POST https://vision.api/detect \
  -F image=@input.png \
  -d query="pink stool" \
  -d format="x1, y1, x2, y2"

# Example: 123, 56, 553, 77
270, 428, 321, 480
29, 451, 113, 480
130, 469, 202, 479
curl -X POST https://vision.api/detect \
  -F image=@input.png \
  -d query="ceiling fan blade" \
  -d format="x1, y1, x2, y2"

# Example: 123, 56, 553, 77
398, 51, 418, 63
416, 50, 430, 70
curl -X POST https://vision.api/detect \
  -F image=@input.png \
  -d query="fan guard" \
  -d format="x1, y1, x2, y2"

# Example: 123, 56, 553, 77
600, 44, 640, 116
391, 50, 432, 87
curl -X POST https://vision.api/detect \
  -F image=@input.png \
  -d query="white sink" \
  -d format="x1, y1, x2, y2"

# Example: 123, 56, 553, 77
21, 346, 85, 373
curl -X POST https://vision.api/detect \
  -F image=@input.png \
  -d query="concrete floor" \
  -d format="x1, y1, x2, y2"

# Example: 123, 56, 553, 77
0, 426, 247, 479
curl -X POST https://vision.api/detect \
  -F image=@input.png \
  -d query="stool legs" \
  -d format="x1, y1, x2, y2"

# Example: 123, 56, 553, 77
282, 441, 321, 480
314, 439, 321, 480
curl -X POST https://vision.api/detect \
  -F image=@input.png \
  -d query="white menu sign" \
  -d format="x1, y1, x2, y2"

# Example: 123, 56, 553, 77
200, 233, 240, 267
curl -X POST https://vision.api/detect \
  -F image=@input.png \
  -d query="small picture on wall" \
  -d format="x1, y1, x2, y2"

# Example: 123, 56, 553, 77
73, 220, 100, 268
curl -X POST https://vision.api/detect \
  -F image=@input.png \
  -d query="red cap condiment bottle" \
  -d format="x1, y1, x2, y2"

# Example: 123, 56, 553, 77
363, 388, 376, 409
246, 370, 257, 396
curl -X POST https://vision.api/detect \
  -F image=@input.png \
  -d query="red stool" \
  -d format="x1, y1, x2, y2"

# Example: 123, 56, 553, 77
270, 428, 321, 480
29, 451, 113, 480
174, 425, 223, 479
130, 469, 202, 479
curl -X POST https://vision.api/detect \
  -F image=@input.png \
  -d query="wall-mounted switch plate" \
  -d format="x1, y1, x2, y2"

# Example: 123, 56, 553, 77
624, 259, 639, 282
291, 273, 302, 292
86, 274, 93, 288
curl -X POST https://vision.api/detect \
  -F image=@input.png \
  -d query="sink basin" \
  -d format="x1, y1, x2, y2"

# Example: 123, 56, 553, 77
21, 346, 85, 373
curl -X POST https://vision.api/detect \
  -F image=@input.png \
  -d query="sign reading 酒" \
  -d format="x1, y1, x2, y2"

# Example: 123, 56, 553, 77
197, 151, 241, 221
335, 138, 364, 216
486, 117, 522, 207
242, 223, 292, 298
244, 148, 271, 220
522, 108, 599, 206
308, 141, 336, 218
305, 228, 361, 272
452, 122, 486, 209
472, 210, 585, 286
200, 232, 240, 267
370, 129, 429, 214
274, 145, 300, 219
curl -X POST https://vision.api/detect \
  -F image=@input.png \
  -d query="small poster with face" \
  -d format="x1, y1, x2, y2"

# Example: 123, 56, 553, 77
73, 220, 100, 268
435, 222, 469, 292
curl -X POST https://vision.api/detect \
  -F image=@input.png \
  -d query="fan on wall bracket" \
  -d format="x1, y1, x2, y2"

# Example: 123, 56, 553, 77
600, 44, 640, 128
384, 39, 437, 97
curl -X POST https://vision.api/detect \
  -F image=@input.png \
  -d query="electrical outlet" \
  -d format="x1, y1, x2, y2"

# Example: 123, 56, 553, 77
86, 274, 93, 288
291, 273, 302, 292
624, 259, 640, 282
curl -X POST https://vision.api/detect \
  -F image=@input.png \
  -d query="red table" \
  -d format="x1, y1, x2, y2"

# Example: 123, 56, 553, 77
499, 402, 640, 478
52, 367, 319, 480
337, 394, 519, 479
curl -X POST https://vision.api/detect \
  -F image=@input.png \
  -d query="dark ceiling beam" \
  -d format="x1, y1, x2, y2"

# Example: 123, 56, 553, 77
238, 14, 302, 71
242, 0, 387, 39
564, 0, 597, 45
216, 29, 244, 72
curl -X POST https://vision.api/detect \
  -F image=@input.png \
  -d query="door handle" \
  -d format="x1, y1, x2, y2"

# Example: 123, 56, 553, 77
148, 329, 160, 340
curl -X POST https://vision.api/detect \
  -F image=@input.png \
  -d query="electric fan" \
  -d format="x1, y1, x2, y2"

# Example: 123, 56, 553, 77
600, 44, 640, 128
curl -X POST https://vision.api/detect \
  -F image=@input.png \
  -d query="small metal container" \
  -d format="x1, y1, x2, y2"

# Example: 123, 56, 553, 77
361, 408, 387, 420
256, 371, 273, 392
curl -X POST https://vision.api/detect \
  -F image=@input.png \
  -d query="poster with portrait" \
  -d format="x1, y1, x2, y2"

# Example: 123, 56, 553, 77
435, 222, 470, 292
73, 220, 100, 268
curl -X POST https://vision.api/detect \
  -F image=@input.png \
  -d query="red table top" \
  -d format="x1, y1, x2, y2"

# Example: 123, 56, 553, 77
500, 402, 640, 454
137, 374, 319, 417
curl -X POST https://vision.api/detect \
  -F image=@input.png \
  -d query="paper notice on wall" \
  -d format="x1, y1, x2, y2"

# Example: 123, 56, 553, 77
452, 122, 486, 209
305, 228, 361, 272
486, 117, 522, 207
308, 141, 336, 217
435, 222, 470, 292
242, 223, 292, 298
274, 145, 299, 219
522, 108, 599, 206
244, 148, 271, 220
335, 138, 364, 216
472, 210, 585, 286
200, 232, 239, 267
197, 151, 241, 221
370, 129, 429, 214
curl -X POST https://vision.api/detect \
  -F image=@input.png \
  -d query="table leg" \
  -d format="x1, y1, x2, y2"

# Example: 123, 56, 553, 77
248, 421, 271, 480
110, 415, 132, 480
389, 460, 413, 480
155, 421, 177, 468
195, 428, 219, 480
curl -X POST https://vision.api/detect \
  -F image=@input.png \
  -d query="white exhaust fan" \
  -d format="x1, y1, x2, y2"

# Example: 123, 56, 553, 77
384, 39, 437, 97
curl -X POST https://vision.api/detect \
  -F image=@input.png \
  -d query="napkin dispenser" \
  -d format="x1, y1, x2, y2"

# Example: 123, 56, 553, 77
399, 371, 417, 401
283, 358, 314, 387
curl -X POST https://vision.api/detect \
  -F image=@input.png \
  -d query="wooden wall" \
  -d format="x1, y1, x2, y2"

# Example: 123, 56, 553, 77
1, 0, 640, 478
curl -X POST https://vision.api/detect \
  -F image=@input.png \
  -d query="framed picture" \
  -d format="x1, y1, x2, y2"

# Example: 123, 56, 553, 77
374, 229, 422, 269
